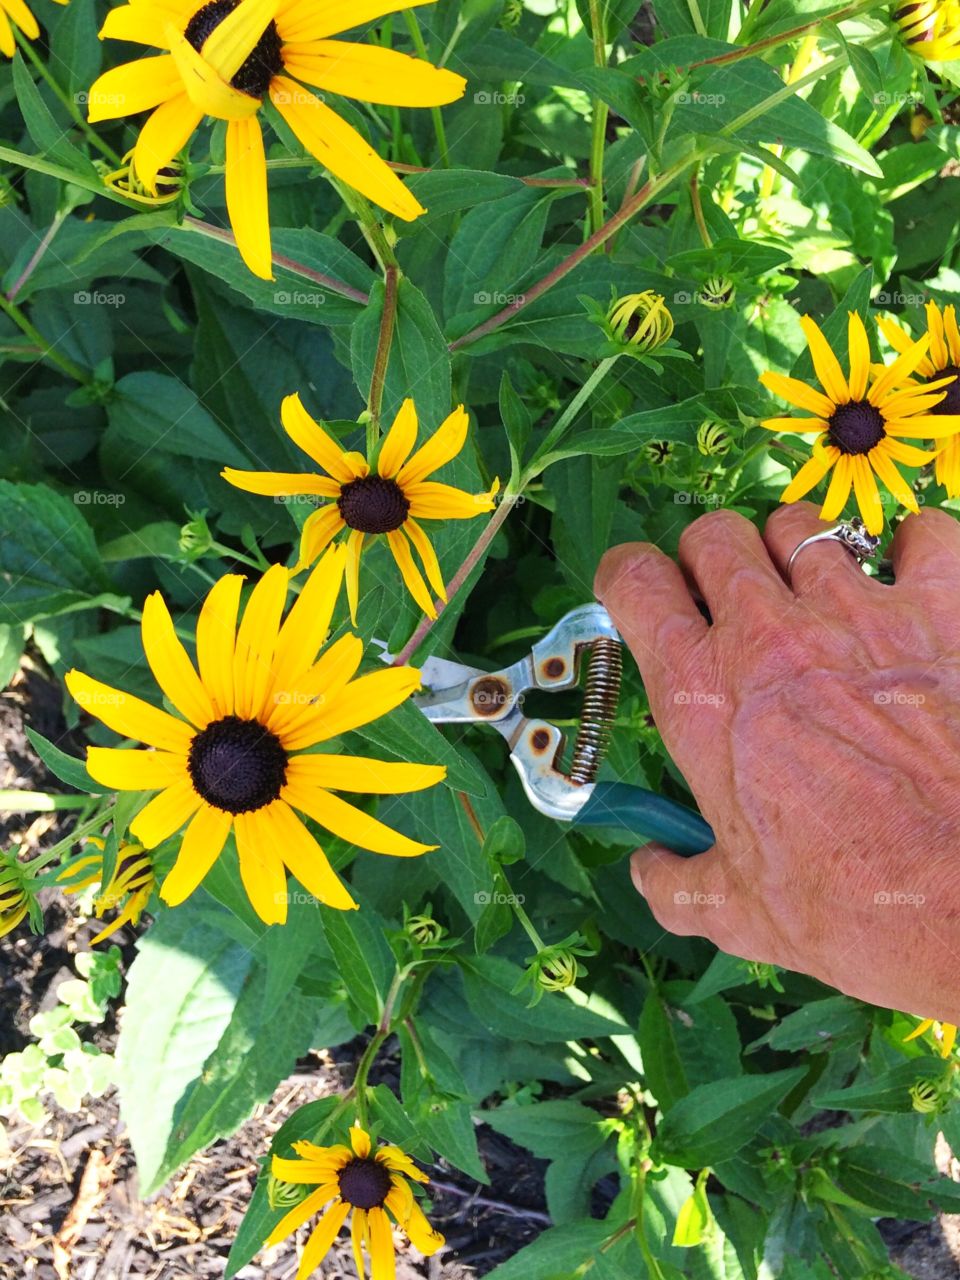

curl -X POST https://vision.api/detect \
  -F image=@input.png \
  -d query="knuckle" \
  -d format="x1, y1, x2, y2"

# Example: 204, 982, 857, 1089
678, 508, 751, 556
596, 541, 664, 597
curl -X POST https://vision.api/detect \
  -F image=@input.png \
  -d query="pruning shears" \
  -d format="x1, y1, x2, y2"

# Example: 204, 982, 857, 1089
408, 604, 714, 857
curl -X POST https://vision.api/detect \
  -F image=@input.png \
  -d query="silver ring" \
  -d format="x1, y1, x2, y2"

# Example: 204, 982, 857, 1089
786, 517, 881, 581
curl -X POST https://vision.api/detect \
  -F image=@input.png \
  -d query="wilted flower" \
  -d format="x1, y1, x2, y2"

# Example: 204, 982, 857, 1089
0, 855, 35, 939
102, 152, 183, 205
405, 907, 446, 947
904, 1016, 958, 1058
58, 838, 157, 945
606, 291, 675, 353
697, 275, 736, 310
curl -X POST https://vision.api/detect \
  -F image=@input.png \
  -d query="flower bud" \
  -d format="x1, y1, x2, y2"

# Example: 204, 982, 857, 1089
0, 858, 33, 940
606, 291, 674, 353
179, 509, 214, 560
102, 151, 184, 205
406, 911, 445, 947
697, 275, 736, 310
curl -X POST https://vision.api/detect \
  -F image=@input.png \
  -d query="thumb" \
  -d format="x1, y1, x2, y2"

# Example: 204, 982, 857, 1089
631, 842, 734, 940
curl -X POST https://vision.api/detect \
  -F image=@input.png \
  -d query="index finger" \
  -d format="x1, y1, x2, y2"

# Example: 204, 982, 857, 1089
594, 541, 708, 712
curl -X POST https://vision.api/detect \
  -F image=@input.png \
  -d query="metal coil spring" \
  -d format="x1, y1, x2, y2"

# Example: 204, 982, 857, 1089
569, 637, 622, 784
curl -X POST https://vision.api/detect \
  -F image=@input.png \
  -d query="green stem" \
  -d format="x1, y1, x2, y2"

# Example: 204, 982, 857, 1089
690, 0, 890, 72
403, 11, 450, 167
689, 166, 711, 248
507, 886, 547, 952
0, 292, 90, 383
30, 801, 118, 872
524, 356, 620, 478
586, 0, 609, 236
331, 181, 399, 273
0, 792, 94, 812
14, 32, 122, 165
352, 968, 406, 1127
368, 263, 400, 443
686, 0, 707, 36
449, 148, 709, 352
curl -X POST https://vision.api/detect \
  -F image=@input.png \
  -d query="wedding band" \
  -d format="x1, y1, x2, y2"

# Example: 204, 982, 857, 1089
786, 517, 882, 581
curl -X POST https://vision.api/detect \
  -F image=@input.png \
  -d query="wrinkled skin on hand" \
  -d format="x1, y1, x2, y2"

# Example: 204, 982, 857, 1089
595, 502, 960, 1023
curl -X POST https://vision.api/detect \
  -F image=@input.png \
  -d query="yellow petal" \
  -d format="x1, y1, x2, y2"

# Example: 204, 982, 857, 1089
286, 753, 444, 795
200, 0, 278, 82
267, 632, 364, 742
277, 0, 434, 44
296, 1200, 351, 1280
88, 55, 182, 122
130, 777, 202, 847
759, 417, 827, 433
141, 591, 215, 728
869, 335, 932, 404
400, 517, 446, 600
759, 370, 835, 418
270, 545, 347, 698
282, 40, 466, 107
226, 116, 273, 280
264, 1182, 339, 1243
345, 528, 364, 625
351, 1126, 372, 1158
884, 437, 936, 466
281, 392, 365, 482
366, 1206, 397, 1280
293, 504, 346, 573
305, 666, 422, 743
398, 1195, 444, 1255
800, 315, 849, 405
397, 404, 469, 486
377, 399, 418, 478
926, 300, 949, 370
819, 453, 853, 522
133, 93, 202, 192
877, 314, 919, 360
851, 454, 883, 534
160, 803, 232, 905
387, 529, 436, 617
870, 442, 919, 513
86, 747, 186, 791
234, 808, 288, 924
66, 670, 193, 753
269, 799, 358, 909
197, 573, 243, 719
221, 467, 340, 497
269, 75, 425, 221
233, 563, 288, 719
283, 779, 436, 856
0, 11, 14, 57
944, 305, 960, 366
100, 2, 174, 47
405, 480, 493, 520
3, 0, 38, 39
846, 312, 870, 402
780, 445, 838, 504
167, 26, 263, 118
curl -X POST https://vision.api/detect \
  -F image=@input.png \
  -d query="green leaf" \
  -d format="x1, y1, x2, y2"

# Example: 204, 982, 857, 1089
116, 896, 255, 1193
0, 481, 111, 625
814, 1056, 946, 1113
25, 729, 111, 795
11, 55, 98, 180
0, 624, 25, 689
639, 991, 688, 1111
747, 997, 871, 1055
462, 956, 627, 1043
401, 168, 526, 231
50, 0, 102, 97
319, 903, 395, 1026
484, 1221, 612, 1280
481, 1099, 608, 1159
653, 1068, 807, 1168
151, 225, 374, 324
106, 372, 253, 468
422, 1098, 487, 1181
789, 265, 874, 384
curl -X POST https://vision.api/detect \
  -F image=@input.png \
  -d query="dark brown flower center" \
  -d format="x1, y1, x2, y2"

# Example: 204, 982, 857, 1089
827, 400, 886, 455
928, 365, 960, 415
338, 1157, 392, 1210
187, 715, 287, 813
184, 0, 282, 99
338, 476, 410, 534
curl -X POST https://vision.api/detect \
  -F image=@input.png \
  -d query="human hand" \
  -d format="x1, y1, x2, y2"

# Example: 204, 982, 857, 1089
595, 502, 960, 1023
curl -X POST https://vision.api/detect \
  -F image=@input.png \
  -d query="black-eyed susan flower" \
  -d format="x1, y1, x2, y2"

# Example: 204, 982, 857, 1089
65, 548, 445, 925
222, 395, 496, 622
878, 300, 960, 495
58, 837, 156, 944
87, 0, 466, 279
895, 1, 960, 62
904, 1016, 958, 1058
759, 311, 960, 534
266, 1124, 444, 1280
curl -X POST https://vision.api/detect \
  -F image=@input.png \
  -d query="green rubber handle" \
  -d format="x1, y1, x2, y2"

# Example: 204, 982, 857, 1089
573, 781, 714, 855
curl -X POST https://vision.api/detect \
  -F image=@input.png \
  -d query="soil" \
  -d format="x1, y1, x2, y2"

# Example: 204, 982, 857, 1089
2, 661, 960, 1280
